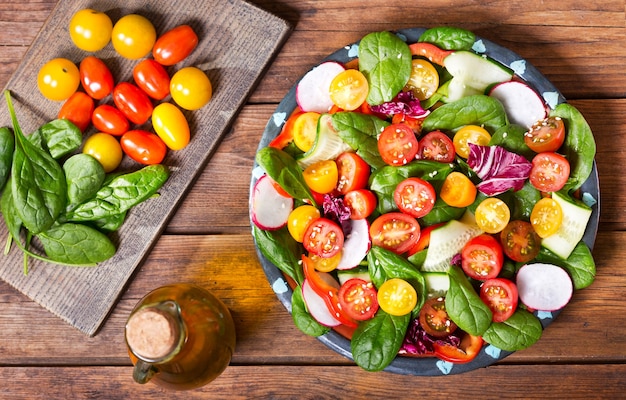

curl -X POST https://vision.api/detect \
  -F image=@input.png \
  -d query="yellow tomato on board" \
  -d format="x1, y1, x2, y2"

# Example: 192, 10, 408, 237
69, 9, 113, 52
111, 14, 156, 59
37, 58, 80, 101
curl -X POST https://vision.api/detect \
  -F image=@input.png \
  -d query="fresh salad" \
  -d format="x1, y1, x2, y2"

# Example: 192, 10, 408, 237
250, 26, 597, 373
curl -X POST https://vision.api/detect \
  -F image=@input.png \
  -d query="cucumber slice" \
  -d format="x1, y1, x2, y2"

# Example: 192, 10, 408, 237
443, 51, 513, 102
296, 114, 352, 168
421, 219, 483, 272
423, 272, 450, 298
541, 191, 592, 259
337, 265, 370, 285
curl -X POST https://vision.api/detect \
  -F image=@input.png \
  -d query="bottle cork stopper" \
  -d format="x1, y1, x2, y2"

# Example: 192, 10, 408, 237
126, 307, 178, 360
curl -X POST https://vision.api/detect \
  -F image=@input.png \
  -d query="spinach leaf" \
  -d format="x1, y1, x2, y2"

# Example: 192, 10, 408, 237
359, 31, 412, 105
255, 146, 315, 205
422, 95, 508, 133
331, 112, 389, 169
550, 103, 596, 192
536, 241, 595, 289
90, 212, 127, 233
419, 197, 465, 226
351, 310, 410, 371
253, 225, 304, 285
291, 285, 330, 337
29, 119, 82, 159
419, 26, 476, 51
501, 181, 542, 221
489, 123, 535, 160
64, 154, 106, 206
482, 309, 543, 351
0, 126, 14, 190
37, 222, 115, 265
445, 265, 492, 336
0, 179, 22, 244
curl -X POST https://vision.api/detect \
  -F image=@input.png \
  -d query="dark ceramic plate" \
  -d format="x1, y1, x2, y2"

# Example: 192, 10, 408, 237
251, 27, 600, 375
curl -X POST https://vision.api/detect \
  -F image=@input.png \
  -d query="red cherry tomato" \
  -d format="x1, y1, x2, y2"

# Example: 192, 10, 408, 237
344, 189, 377, 220
529, 152, 570, 192
378, 123, 419, 166
57, 91, 94, 132
120, 129, 167, 165
418, 130, 456, 163
499, 220, 541, 263
338, 278, 379, 321
433, 333, 483, 364
92, 104, 130, 136
133, 59, 171, 100
418, 297, 458, 338
335, 152, 370, 194
480, 278, 519, 323
79, 56, 114, 100
461, 234, 504, 281
152, 25, 199, 66
393, 177, 436, 218
302, 218, 344, 259
370, 212, 420, 254
524, 116, 565, 153
112, 82, 153, 125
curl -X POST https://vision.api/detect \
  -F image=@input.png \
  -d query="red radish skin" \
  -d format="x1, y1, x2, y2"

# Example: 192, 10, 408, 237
489, 81, 547, 129
250, 175, 293, 230
296, 61, 345, 113
336, 219, 371, 270
301, 279, 341, 327
516, 263, 573, 311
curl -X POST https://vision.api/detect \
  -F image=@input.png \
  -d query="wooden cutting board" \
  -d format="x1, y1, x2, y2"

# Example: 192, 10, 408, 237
0, 0, 291, 335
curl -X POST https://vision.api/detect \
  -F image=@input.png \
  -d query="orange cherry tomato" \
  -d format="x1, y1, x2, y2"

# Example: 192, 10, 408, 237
57, 92, 94, 132
439, 171, 477, 208
153, 25, 199, 66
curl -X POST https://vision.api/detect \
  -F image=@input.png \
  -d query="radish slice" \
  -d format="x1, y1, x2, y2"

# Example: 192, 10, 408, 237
516, 263, 573, 311
489, 81, 547, 129
250, 174, 293, 230
301, 279, 341, 327
336, 219, 371, 270
296, 62, 345, 113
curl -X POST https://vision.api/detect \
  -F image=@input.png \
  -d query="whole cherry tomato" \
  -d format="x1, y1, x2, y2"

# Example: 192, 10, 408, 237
111, 14, 156, 60
120, 129, 167, 165
153, 25, 199, 66
69, 9, 113, 52
92, 104, 130, 136
37, 58, 80, 101
151, 102, 190, 150
112, 82, 154, 125
83, 132, 123, 173
57, 92, 94, 132
79, 56, 114, 100
133, 59, 170, 100
170, 67, 212, 110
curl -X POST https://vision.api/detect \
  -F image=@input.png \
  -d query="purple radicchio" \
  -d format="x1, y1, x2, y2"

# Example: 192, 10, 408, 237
322, 194, 352, 236
467, 143, 532, 196
370, 91, 430, 118
399, 317, 462, 356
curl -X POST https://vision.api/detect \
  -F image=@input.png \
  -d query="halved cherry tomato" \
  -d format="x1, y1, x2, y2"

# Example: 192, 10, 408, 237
524, 116, 565, 153
152, 102, 190, 150
338, 278, 379, 321
92, 104, 130, 136
287, 204, 321, 243
344, 189, 377, 220
480, 278, 518, 323
378, 123, 419, 166
377, 278, 418, 316
529, 152, 570, 192
419, 297, 457, 338
57, 92, 94, 132
404, 59, 439, 100
309, 252, 342, 273
82, 132, 122, 173
112, 82, 154, 125
79, 56, 114, 100
393, 177, 436, 218
292, 112, 320, 152
335, 152, 369, 194
303, 160, 338, 194
474, 197, 511, 234
500, 220, 541, 263
303, 218, 344, 258
433, 332, 483, 364
153, 25, 199, 66
329, 69, 369, 111
133, 59, 171, 100
461, 234, 504, 281
453, 125, 491, 159
120, 129, 167, 165
418, 130, 455, 163
370, 212, 421, 254
408, 42, 454, 66
268, 108, 304, 149
439, 171, 477, 208
530, 196, 563, 238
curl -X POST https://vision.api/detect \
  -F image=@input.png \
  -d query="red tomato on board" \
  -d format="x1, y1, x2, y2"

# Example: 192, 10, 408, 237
418, 130, 456, 163
92, 104, 130, 136
461, 234, 504, 281
418, 297, 458, 338
499, 220, 541, 263
369, 212, 420, 254
338, 278, 379, 321
378, 123, 419, 166
112, 82, 154, 125
529, 152, 570, 192
152, 25, 199, 66
120, 129, 167, 165
133, 59, 171, 100
57, 91, 94, 132
480, 278, 519, 323
302, 218, 344, 259
79, 56, 114, 100
393, 177, 436, 218
335, 152, 370, 194
344, 189, 377, 220
524, 116, 565, 153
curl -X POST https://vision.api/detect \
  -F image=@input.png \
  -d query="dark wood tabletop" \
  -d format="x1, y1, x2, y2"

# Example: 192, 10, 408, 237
0, 0, 624, 398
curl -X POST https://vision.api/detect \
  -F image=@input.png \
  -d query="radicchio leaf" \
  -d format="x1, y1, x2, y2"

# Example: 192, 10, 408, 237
370, 91, 430, 118
399, 318, 462, 356
467, 143, 532, 196
322, 194, 352, 236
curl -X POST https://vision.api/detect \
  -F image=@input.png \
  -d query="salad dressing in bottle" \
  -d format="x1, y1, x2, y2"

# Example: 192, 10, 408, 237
125, 283, 236, 390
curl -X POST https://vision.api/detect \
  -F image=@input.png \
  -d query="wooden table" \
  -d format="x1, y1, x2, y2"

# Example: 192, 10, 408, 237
0, 0, 624, 398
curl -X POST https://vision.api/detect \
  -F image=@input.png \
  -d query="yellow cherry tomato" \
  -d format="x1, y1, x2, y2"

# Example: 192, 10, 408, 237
404, 59, 439, 100
292, 112, 320, 152
170, 67, 213, 110
329, 69, 369, 111
37, 58, 80, 101
151, 102, 190, 150
377, 278, 418, 316
287, 205, 321, 242
309, 252, 342, 273
302, 160, 338, 194
474, 197, 511, 234
453, 125, 492, 159
69, 9, 113, 52
530, 197, 563, 238
111, 14, 156, 59
82, 132, 123, 173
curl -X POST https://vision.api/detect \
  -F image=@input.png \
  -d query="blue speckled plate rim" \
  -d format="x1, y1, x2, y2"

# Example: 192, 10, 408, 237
250, 27, 600, 376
